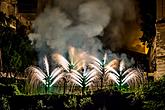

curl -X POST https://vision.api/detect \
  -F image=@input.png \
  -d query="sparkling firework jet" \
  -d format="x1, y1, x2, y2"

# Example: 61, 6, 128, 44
106, 60, 144, 89
27, 56, 63, 93
89, 53, 116, 89
70, 65, 97, 95
52, 47, 86, 72
52, 47, 87, 94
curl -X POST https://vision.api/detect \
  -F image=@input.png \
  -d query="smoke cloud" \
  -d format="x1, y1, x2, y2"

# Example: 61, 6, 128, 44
29, 0, 138, 60
102, 0, 137, 50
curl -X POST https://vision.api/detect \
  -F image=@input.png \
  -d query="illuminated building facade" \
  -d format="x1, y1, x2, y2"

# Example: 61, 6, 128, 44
0, 0, 53, 29
149, 0, 165, 79
156, 0, 165, 79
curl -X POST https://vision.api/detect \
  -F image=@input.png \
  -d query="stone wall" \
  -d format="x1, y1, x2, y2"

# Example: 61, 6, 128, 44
157, 0, 165, 19
154, 24, 165, 79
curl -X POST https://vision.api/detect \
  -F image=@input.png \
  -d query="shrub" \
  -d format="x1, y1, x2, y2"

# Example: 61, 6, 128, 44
0, 96, 10, 110
91, 89, 141, 110
10, 84, 21, 95
64, 95, 77, 110
142, 76, 165, 110
0, 83, 20, 96
79, 97, 94, 110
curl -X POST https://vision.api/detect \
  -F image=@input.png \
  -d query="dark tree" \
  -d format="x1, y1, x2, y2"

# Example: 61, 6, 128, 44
0, 12, 37, 78
139, 13, 156, 48
142, 76, 165, 110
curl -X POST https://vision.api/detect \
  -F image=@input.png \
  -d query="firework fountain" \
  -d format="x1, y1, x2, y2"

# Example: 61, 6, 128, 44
52, 47, 86, 94
89, 53, 118, 89
26, 49, 144, 94
106, 60, 144, 90
70, 65, 97, 95
26, 56, 63, 93
52, 47, 86, 72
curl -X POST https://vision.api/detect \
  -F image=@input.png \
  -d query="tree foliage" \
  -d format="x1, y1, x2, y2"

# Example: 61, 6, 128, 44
140, 76, 165, 110
0, 11, 36, 77
140, 13, 156, 48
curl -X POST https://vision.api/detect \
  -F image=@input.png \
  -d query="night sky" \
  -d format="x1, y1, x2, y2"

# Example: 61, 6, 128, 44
138, 0, 156, 20
17, 0, 156, 19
